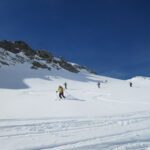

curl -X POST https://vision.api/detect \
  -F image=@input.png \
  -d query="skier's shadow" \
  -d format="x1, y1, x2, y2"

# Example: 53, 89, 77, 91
65, 96, 86, 102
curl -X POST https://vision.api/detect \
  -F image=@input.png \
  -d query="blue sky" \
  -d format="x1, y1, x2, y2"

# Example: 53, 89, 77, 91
0, 0, 150, 79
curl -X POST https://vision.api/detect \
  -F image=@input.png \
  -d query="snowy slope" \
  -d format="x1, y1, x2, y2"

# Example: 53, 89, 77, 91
1, 63, 150, 119
0, 45, 150, 149
0, 64, 150, 150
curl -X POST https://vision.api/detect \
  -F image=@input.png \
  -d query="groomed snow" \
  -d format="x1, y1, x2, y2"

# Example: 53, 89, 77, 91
0, 64, 150, 149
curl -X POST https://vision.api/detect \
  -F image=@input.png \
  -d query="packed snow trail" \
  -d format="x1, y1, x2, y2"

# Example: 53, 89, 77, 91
0, 111, 150, 150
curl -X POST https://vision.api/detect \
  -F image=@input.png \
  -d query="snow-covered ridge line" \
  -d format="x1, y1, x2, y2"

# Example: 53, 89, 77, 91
0, 40, 95, 74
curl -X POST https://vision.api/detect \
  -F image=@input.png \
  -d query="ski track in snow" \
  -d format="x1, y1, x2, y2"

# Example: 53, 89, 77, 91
0, 111, 150, 150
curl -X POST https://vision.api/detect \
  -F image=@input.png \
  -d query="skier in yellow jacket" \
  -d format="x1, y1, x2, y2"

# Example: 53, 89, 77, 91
56, 85, 66, 99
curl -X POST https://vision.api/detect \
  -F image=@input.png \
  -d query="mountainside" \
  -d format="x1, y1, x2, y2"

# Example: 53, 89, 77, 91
0, 40, 150, 150
0, 40, 96, 74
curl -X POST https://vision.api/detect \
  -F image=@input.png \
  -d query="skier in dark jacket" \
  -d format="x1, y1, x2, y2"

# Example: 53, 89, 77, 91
129, 82, 133, 87
64, 82, 67, 89
97, 82, 100, 88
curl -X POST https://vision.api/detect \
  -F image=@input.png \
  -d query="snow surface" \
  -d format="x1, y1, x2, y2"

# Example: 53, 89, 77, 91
0, 63, 150, 149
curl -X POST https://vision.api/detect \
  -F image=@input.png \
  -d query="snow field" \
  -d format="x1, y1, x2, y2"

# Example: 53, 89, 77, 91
0, 64, 150, 149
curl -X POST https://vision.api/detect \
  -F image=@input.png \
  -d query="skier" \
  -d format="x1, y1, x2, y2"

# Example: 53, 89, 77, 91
56, 85, 66, 99
129, 82, 133, 87
97, 82, 100, 88
64, 82, 67, 89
